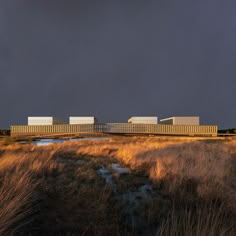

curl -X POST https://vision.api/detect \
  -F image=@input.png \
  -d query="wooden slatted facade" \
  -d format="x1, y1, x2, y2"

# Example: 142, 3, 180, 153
11, 123, 218, 137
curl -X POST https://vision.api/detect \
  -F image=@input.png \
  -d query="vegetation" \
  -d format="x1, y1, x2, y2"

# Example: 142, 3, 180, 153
0, 136, 235, 235
0, 129, 10, 137
218, 128, 236, 134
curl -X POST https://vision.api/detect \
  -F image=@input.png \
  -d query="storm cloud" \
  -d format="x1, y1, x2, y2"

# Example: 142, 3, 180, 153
0, 0, 235, 128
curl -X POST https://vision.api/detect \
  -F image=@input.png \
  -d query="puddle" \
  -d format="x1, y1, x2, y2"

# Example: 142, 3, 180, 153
33, 139, 65, 146
112, 163, 130, 175
20, 137, 111, 146
97, 163, 154, 230
119, 183, 153, 228
97, 166, 116, 191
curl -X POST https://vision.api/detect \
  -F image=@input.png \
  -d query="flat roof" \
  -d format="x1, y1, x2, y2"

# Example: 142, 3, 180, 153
69, 116, 95, 118
129, 116, 157, 119
160, 116, 199, 121
28, 116, 54, 119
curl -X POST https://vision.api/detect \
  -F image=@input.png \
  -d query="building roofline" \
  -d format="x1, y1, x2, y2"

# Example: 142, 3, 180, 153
160, 116, 200, 121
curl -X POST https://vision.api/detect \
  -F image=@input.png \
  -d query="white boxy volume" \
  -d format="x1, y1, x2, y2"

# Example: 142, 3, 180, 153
128, 117, 158, 124
160, 117, 200, 125
28, 117, 64, 126
69, 117, 96, 125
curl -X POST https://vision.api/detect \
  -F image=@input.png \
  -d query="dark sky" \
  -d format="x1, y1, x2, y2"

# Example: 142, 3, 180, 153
0, 0, 235, 129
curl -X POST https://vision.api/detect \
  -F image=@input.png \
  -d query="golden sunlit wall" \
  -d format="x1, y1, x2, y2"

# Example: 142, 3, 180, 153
10, 123, 218, 137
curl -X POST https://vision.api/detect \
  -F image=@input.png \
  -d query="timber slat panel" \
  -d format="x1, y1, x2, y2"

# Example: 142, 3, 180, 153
11, 123, 218, 137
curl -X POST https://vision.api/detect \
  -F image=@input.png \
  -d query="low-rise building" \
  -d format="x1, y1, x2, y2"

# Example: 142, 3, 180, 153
11, 115, 218, 137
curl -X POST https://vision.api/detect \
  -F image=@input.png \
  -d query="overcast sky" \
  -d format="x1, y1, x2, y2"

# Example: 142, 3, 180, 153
0, 0, 235, 129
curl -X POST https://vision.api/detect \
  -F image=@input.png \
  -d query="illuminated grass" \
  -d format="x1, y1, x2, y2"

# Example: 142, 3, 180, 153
0, 136, 235, 235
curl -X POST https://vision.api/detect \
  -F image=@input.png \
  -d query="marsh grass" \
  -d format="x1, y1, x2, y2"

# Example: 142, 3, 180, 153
0, 171, 38, 235
0, 137, 235, 235
159, 201, 235, 236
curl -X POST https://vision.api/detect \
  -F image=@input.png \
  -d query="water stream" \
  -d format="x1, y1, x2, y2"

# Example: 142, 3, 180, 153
20, 137, 111, 146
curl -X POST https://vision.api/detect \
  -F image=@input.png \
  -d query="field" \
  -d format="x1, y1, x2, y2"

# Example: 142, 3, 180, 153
0, 136, 235, 235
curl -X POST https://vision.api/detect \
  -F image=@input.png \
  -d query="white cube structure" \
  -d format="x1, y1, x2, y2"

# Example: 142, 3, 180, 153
69, 117, 96, 125
28, 117, 65, 126
128, 117, 158, 124
160, 117, 200, 125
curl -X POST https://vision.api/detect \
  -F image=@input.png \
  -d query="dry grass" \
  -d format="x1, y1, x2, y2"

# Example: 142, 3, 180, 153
63, 137, 236, 210
0, 136, 235, 235
0, 143, 121, 235
0, 172, 37, 235
159, 202, 235, 236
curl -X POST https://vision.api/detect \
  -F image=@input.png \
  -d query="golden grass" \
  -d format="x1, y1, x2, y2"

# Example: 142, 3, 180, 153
0, 136, 235, 235
159, 202, 235, 236
0, 170, 38, 235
